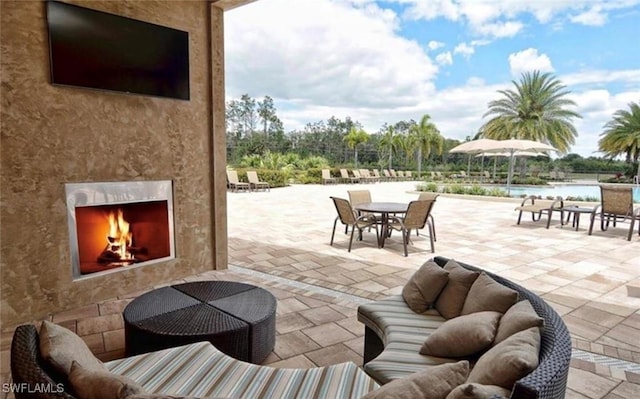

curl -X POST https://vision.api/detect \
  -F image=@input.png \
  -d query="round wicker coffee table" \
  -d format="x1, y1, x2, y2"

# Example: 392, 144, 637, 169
123, 281, 276, 364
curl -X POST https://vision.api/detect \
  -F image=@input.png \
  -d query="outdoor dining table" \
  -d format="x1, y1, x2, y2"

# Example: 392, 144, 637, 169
354, 202, 408, 247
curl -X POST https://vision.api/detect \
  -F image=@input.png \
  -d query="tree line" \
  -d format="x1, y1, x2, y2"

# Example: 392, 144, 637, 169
226, 72, 640, 177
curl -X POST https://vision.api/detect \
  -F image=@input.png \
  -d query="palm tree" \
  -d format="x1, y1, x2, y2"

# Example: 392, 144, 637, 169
408, 114, 443, 177
378, 126, 400, 170
480, 70, 581, 153
599, 101, 640, 178
343, 127, 369, 168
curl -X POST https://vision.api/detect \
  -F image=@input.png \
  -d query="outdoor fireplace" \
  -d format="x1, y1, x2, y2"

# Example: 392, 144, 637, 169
66, 180, 175, 279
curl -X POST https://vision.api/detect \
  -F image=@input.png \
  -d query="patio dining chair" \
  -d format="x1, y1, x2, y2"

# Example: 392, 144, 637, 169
387, 199, 436, 256
247, 171, 270, 191
417, 192, 438, 241
330, 197, 379, 252
226, 170, 250, 192
588, 186, 640, 241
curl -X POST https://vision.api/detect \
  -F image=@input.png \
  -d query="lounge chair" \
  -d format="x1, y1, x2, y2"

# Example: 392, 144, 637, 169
330, 197, 379, 252
359, 169, 378, 183
226, 170, 250, 192
389, 169, 399, 180
514, 196, 564, 228
588, 185, 640, 241
352, 169, 364, 182
340, 168, 358, 183
247, 170, 270, 191
372, 169, 384, 182
405, 171, 413, 180
321, 169, 338, 185
382, 169, 393, 181
387, 199, 436, 255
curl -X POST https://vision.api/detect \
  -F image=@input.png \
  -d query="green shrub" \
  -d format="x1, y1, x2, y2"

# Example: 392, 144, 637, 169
416, 182, 438, 192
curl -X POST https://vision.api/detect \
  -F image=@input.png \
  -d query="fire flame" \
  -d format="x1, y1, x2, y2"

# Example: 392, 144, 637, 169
107, 209, 133, 260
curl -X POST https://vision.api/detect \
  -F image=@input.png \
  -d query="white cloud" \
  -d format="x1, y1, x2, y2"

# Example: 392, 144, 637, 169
436, 51, 453, 66
454, 42, 475, 58
427, 40, 445, 51
508, 48, 554, 77
225, 0, 438, 109
570, 6, 608, 26
395, 0, 640, 38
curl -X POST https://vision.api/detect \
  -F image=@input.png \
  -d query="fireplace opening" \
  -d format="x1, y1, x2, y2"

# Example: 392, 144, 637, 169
75, 201, 171, 275
66, 180, 175, 279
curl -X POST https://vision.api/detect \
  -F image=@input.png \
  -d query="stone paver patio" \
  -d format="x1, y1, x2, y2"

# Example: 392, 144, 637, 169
1, 180, 639, 398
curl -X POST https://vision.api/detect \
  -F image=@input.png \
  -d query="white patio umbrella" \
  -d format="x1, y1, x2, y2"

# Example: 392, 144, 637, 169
479, 139, 557, 195
449, 139, 500, 177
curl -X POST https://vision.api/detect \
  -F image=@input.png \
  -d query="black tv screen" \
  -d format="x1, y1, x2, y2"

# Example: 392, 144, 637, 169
46, 1, 190, 100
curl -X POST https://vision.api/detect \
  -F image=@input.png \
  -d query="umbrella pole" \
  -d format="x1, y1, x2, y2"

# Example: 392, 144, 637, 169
467, 155, 471, 178
492, 156, 497, 181
480, 155, 485, 183
507, 152, 515, 196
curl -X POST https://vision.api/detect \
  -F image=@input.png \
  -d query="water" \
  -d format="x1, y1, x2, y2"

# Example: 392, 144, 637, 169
495, 184, 640, 202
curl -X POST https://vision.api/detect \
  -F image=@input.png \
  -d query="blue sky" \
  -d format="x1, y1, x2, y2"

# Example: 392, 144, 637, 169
224, 0, 640, 157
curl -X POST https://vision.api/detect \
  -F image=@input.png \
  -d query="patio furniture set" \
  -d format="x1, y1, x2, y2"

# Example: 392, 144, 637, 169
515, 185, 640, 240
10, 257, 571, 399
330, 190, 437, 255
227, 170, 270, 192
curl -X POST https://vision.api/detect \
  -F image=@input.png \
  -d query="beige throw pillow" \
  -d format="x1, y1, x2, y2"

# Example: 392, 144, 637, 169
434, 260, 480, 319
420, 311, 502, 358
39, 320, 106, 375
446, 383, 511, 399
362, 361, 470, 399
460, 273, 518, 316
68, 361, 145, 399
402, 261, 450, 313
467, 327, 541, 390
494, 300, 544, 345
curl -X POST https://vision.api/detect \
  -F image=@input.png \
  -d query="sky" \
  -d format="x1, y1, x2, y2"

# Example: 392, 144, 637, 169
224, 0, 640, 157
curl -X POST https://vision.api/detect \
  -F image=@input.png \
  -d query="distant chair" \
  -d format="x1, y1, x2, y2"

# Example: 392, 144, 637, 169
383, 169, 393, 180
329, 197, 379, 252
389, 169, 399, 180
359, 169, 377, 183
405, 171, 413, 180
226, 170, 250, 192
588, 186, 640, 241
247, 171, 270, 191
352, 169, 364, 182
388, 199, 436, 255
340, 168, 359, 183
372, 169, 384, 181
321, 169, 337, 185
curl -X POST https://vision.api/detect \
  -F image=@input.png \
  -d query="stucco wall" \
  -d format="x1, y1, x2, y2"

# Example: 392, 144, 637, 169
0, 0, 227, 327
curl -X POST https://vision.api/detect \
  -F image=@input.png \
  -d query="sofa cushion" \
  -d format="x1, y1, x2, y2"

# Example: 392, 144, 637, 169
402, 261, 450, 313
435, 260, 480, 319
461, 273, 518, 316
467, 327, 541, 390
39, 320, 106, 375
362, 361, 470, 399
107, 341, 378, 398
494, 300, 544, 345
420, 311, 502, 358
68, 361, 144, 399
446, 383, 511, 399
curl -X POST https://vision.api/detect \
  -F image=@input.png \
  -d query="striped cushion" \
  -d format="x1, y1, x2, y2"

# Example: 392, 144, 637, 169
358, 295, 457, 384
105, 342, 378, 398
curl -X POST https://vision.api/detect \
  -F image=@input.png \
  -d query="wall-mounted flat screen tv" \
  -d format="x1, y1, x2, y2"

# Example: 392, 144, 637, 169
46, 1, 190, 100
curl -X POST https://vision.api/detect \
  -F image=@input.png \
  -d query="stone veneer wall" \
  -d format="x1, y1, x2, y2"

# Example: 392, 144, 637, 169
0, 0, 228, 327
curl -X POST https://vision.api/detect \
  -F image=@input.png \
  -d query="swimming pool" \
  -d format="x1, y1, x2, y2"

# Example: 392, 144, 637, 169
495, 184, 640, 202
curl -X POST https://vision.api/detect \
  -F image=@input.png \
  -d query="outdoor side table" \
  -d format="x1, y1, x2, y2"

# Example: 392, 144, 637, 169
123, 281, 277, 364
562, 206, 595, 231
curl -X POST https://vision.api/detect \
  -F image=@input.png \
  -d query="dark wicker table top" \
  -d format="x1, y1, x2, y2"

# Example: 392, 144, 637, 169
123, 281, 276, 337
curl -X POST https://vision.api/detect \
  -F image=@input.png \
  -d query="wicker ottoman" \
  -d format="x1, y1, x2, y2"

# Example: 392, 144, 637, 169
123, 281, 276, 364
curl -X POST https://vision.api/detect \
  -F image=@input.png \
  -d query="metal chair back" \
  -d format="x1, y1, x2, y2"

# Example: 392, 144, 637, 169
601, 186, 633, 217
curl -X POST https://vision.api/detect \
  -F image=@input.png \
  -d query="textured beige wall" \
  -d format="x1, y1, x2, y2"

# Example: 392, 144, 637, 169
0, 0, 227, 327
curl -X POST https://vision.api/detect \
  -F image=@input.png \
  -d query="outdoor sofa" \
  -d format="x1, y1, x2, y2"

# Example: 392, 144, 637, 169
358, 256, 572, 399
